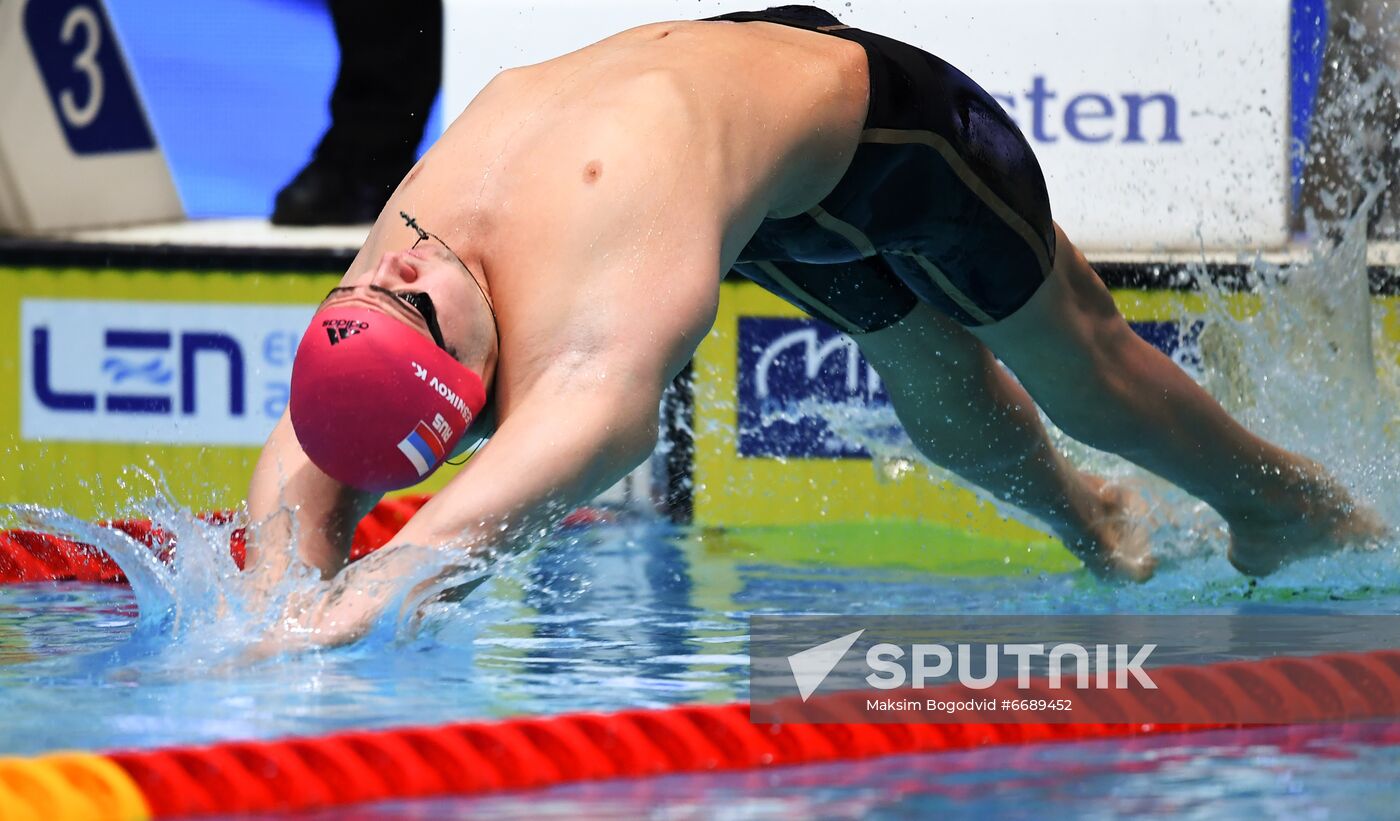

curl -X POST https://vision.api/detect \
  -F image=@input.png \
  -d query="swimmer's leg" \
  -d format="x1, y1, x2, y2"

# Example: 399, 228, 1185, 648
969, 224, 1385, 575
854, 302, 1155, 581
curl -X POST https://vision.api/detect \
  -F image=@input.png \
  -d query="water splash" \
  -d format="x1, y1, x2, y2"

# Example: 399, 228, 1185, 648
1299, 1, 1400, 237
0, 469, 538, 675
752, 194, 1400, 598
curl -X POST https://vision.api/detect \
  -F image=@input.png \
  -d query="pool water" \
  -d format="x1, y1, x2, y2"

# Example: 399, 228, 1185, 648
4, 175, 1400, 818
3, 517, 1399, 818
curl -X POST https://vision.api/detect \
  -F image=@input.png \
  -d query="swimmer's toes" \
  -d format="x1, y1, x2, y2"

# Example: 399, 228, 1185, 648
1129, 550, 1158, 582
1227, 540, 1282, 578
1342, 505, 1390, 546
1095, 480, 1157, 583
1104, 551, 1157, 584
1229, 521, 1331, 576
1062, 477, 1157, 583
1080, 547, 1156, 584
1228, 505, 1387, 577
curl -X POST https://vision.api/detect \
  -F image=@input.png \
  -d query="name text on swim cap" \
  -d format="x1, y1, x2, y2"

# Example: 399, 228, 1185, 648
410, 361, 472, 425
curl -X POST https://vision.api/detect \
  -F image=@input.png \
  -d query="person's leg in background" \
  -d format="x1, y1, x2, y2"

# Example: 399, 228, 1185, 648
273, 0, 442, 226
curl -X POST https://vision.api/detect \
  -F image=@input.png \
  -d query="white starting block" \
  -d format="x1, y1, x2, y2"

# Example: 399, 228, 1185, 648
0, 0, 182, 233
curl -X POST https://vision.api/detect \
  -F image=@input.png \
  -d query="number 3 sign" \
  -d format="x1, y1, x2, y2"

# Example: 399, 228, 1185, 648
0, 0, 181, 232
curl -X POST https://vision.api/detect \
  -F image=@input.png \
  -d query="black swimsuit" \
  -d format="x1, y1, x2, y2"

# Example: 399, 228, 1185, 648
707, 6, 1056, 331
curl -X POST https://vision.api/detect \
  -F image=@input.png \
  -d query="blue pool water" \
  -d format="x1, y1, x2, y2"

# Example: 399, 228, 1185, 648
4, 189, 1399, 815
3, 517, 1399, 818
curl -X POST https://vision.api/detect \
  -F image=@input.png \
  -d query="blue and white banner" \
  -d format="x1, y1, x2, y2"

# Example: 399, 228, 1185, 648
735, 315, 1202, 460
737, 317, 889, 459
20, 299, 314, 445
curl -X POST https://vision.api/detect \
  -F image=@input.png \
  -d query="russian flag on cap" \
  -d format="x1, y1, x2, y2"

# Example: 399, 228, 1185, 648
396, 420, 447, 476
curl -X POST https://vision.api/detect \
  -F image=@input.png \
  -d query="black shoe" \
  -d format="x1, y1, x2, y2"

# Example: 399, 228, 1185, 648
270, 160, 398, 226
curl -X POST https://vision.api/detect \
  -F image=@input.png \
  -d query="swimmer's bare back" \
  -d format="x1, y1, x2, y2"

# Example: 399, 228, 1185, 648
359, 20, 870, 411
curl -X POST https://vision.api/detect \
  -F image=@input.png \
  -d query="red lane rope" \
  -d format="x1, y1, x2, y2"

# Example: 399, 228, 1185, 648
0, 496, 429, 584
0, 497, 611, 585
101, 647, 1400, 817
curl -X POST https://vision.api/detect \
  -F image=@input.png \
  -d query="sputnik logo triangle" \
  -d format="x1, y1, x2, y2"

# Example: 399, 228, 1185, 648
787, 628, 865, 702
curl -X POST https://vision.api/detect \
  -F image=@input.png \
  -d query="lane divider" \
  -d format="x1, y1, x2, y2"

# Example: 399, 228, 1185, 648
0, 648, 1396, 818
0, 497, 430, 585
0, 753, 150, 821
0, 497, 610, 585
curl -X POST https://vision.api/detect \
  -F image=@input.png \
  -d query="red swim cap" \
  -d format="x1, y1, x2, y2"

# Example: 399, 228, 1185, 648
289, 306, 487, 492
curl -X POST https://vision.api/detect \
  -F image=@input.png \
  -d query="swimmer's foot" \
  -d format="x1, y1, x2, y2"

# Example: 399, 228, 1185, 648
1226, 460, 1388, 576
1063, 476, 1157, 584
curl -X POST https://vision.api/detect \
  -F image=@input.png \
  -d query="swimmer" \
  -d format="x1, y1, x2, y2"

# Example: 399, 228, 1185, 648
245, 6, 1384, 645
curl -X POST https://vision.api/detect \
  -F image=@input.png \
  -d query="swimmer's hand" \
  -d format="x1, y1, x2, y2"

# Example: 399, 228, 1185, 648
240, 582, 383, 661
240, 545, 491, 662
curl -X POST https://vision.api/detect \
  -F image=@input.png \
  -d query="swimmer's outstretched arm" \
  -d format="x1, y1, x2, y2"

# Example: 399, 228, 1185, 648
337, 258, 721, 591
244, 400, 500, 581
246, 253, 719, 651
261, 362, 673, 650
245, 411, 383, 578
391, 368, 666, 551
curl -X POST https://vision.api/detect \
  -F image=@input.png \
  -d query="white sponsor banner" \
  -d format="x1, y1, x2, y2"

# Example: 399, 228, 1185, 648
20, 299, 314, 446
443, 0, 1289, 251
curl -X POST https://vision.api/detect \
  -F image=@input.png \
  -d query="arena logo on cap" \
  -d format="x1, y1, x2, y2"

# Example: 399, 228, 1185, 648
396, 414, 451, 476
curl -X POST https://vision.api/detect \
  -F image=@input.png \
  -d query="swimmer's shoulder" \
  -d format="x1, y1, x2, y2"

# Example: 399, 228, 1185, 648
497, 21, 684, 77
504, 19, 738, 76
